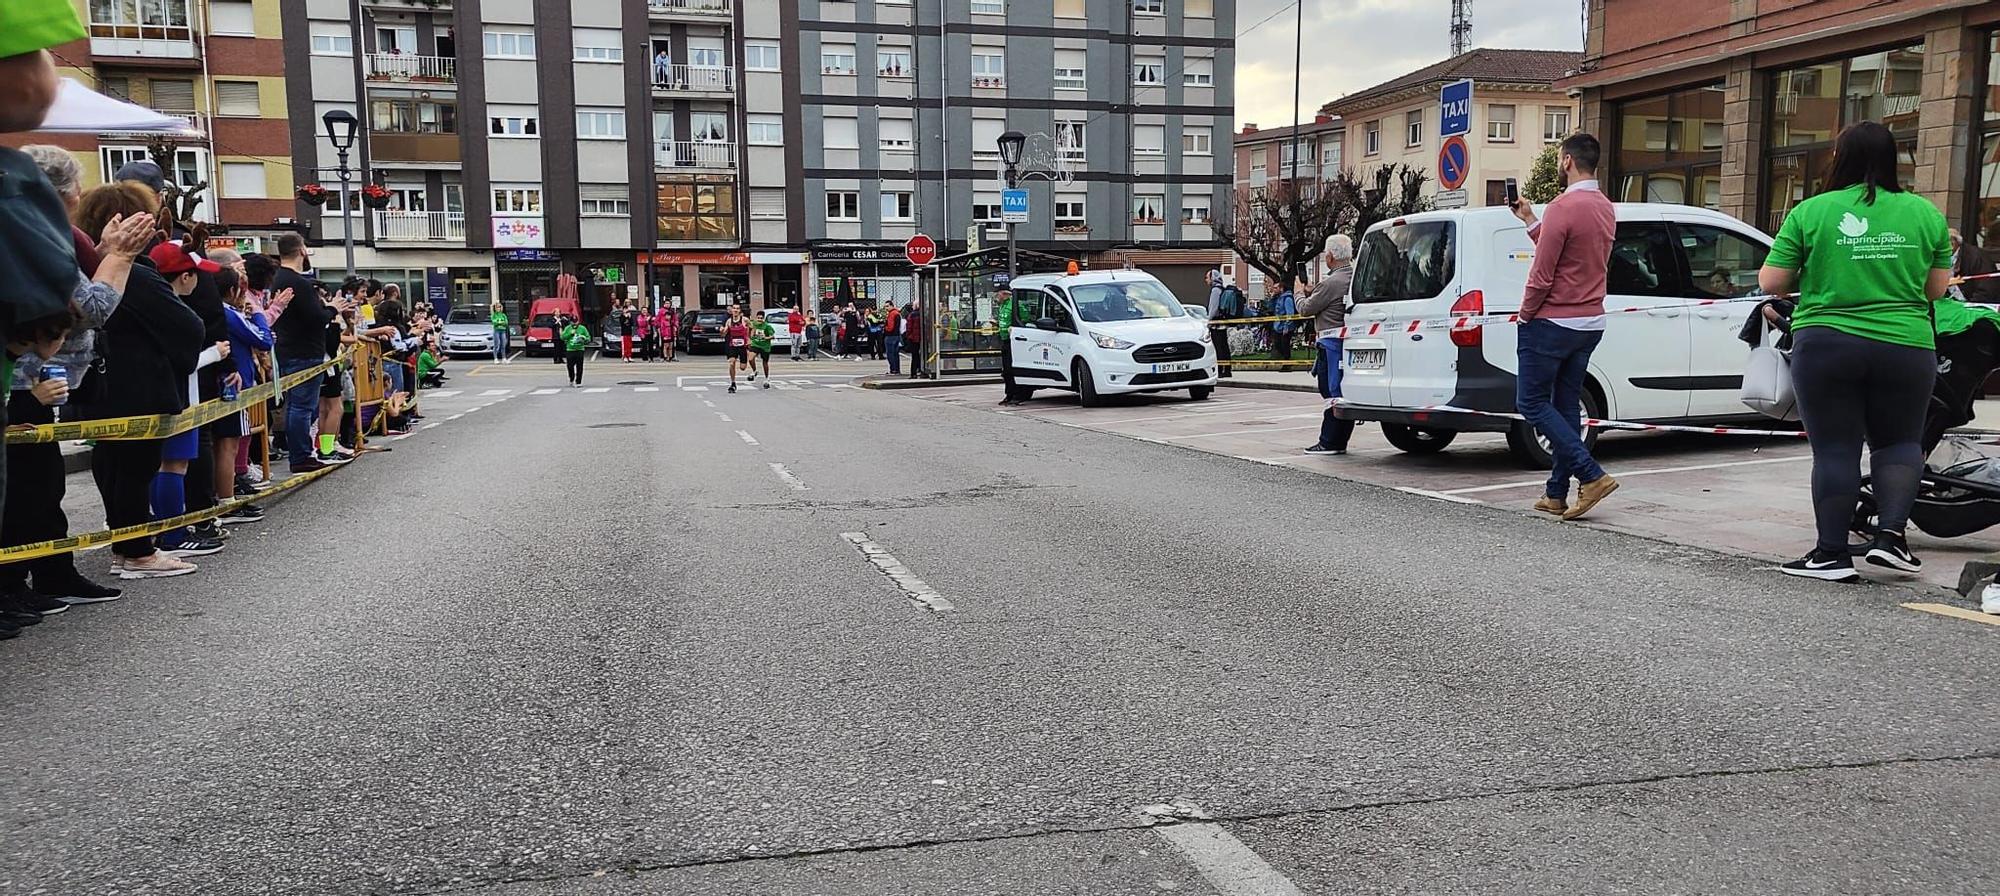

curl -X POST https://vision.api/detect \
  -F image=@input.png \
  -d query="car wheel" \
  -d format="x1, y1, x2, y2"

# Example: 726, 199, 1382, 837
1382, 423, 1457, 455
1505, 387, 1605, 470
1075, 360, 1103, 408
1189, 385, 1214, 401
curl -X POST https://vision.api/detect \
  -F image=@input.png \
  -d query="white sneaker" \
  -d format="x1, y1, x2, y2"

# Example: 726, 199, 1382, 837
1983, 583, 2000, 615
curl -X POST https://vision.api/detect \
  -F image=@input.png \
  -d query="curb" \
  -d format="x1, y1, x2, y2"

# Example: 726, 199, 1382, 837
862, 376, 1001, 391
1220, 379, 1316, 394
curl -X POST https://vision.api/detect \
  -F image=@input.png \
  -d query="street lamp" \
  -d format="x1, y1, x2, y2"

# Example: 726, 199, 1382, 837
322, 108, 360, 277
996, 130, 1026, 283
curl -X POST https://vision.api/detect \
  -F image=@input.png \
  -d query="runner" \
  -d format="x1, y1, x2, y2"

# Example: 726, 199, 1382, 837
723, 304, 752, 394
560, 314, 591, 387
749, 312, 775, 389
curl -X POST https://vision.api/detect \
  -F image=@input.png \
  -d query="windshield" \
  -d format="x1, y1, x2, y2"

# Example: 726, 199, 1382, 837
1069, 281, 1188, 323
1354, 221, 1456, 304
530, 314, 555, 328
447, 309, 485, 324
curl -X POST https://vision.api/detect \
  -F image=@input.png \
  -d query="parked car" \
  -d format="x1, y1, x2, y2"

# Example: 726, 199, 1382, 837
599, 315, 624, 355
680, 309, 731, 354
441, 307, 495, 358
1335, 203, 1774, 468
762, 308, 797, 349
1002, 269, 1218, 405
521, 297, 582, 356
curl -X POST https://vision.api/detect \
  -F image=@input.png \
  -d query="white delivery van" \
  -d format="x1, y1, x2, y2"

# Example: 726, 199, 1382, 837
1005, 269, 1219, 405
1336, 203, 1774, 468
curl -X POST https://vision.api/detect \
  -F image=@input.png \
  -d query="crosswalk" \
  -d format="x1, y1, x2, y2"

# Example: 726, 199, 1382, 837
420, 379, 862, 399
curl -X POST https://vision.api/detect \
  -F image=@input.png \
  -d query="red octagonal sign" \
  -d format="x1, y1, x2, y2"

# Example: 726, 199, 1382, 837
904, 234, 938, 267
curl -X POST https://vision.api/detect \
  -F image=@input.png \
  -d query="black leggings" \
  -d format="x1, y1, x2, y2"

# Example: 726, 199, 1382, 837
91, 437, 163, 559
566, 350, 585, 384
1790, 326, 1936, 553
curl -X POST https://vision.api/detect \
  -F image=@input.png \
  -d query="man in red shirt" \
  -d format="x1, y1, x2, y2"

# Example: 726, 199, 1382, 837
787, 303, 806, 360
723, 304, 750, 393
883, 303, 903, 375
1510, 132, 1620, 521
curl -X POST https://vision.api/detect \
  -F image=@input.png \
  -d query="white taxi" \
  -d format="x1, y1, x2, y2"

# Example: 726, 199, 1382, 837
1005, 270, 1219, 405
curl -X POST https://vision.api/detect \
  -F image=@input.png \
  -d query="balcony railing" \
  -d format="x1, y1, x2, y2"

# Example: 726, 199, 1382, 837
651, 64, 735, 94
374, 210, 466, 243
648, 0, 732, 16
366, 53, 456, 84
971, 75, 1006, 89
655, 140, 736, 170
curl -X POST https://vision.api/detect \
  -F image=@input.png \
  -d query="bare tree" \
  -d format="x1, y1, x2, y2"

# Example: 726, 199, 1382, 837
1327, 163, 1435, 247
1217, 179, 1344, 294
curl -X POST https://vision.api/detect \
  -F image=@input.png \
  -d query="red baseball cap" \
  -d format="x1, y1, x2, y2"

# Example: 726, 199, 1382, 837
148, 242, 222, 276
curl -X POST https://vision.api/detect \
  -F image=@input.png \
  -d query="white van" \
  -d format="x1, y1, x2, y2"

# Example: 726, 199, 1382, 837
1337, 203, 1774, 467
1005, 269, 1219, 405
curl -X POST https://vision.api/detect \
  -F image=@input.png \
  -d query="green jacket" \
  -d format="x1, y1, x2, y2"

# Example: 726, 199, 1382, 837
561, 323, 592, 352
491, 310, 508, 330
994, 294, 1013, 338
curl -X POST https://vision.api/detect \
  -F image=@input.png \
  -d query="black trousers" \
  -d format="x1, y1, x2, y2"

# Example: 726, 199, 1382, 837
92, 436, 163, 559
187, 424, 216, 514
1000, 335, 1019, 399
566, 349, 585, 384
0, 392, 77, 586
1213, 316, 1234, 377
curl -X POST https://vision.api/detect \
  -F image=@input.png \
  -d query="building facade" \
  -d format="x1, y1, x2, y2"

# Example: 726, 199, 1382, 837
1567, 0, 1999, 243
30, 0, 297, 253
1324, 48, 1581, 209
273, 0, 1235, 323
1227, 115, 1343, 295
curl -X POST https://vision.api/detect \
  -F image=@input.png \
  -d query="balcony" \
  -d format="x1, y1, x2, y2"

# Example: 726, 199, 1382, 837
648, 0, 732, 19
88, 24, 198, 63
651, 64, 735, 97
655, 140, 736, 171
374, 210, 465, 244
369, 131, 461, 164
365, 53, 456, 86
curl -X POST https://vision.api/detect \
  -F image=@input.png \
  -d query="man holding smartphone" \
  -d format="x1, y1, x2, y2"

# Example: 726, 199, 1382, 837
272, 233, 352, 475
1509, 133, 1620, 521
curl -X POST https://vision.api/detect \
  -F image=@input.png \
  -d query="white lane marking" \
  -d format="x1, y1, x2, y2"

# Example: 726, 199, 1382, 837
1440, 453, 1812, 495
826, 383, 861, 389
480, 389, 511, 396
717, 413, 735, 423
426, 390, 462, 398
841, 532, 955, 612
421, 422, 441, 430
774, 383, 802, 391
463, 406, 480, 413
584, 387, 610, 394
1165, 424, 1322, 441
635, 386, 661, 392
769, 463, 809, 491
737, 430, 760, 446
1153, 822, 1306, 896
507, 351, 523, 362
530, 388, 560, 395
1398, 486, 1488, 505
701, 400, 716, 408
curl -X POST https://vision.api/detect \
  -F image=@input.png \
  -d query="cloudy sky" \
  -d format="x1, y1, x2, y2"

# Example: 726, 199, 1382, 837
1232, 0, 1586, 128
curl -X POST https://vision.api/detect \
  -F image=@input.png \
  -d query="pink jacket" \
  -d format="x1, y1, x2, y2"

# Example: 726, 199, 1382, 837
655, 310, 676, 336
1521, 182, 1616, 321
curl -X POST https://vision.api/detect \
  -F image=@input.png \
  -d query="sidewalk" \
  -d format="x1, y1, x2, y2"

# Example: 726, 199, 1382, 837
1221, 368, 1315, 392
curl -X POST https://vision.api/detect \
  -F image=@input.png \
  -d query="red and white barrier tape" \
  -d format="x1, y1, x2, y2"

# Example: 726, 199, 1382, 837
1329, 399, 1809, 439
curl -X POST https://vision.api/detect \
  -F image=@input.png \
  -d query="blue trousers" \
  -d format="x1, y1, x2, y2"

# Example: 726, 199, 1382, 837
884, 333, 902, 374
1515, 319, 1605, 498
1312, 337, 1354, 450
280, 356, 323, 464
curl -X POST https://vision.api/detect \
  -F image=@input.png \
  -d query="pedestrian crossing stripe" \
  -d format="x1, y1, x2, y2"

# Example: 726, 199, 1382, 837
530, 388, 560, 395
426, 390, 462, 398
425, 382, 868, 397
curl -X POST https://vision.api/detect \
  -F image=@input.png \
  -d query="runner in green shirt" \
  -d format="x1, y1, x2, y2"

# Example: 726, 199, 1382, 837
749, 316, 774, 388
559, 317, 591, 387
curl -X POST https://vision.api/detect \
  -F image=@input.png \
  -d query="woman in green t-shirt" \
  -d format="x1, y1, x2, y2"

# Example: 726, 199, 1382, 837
1759, 121, 1955, 583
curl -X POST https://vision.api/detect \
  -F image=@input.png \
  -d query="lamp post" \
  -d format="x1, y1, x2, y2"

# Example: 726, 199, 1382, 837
321, 108, 360, 277
997, 130, 1026, 283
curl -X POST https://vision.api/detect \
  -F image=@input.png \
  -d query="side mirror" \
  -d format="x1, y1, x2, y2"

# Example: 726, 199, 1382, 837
1034, 317, 1059, 332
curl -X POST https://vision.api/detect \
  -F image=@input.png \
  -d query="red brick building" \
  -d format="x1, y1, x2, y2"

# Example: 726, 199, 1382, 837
1227, 116, 1345, 294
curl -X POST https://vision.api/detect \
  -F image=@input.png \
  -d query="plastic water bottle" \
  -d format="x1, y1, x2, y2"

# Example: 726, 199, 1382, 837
39, 364, 67, 406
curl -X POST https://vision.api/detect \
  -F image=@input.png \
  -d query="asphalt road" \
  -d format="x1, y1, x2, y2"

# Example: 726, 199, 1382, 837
3, 365, 1997, 895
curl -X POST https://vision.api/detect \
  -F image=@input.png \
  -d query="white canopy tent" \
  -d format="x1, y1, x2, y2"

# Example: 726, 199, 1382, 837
34, 78, 201, 136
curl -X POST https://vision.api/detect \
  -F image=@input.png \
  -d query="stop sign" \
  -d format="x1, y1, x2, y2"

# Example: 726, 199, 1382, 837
904, 234, 938, 267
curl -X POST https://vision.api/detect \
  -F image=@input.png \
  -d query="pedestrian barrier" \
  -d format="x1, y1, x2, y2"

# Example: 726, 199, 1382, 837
1330, 398, 1812, 439
3, 350, 351, 445
0, 463, 337, 562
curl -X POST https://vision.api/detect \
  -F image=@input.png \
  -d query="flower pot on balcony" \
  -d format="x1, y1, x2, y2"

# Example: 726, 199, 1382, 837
296, 186, 329, 206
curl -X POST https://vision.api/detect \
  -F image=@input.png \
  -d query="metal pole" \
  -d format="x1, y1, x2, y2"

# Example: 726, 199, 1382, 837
1005, 164, 1018, 282
337, 148, 356, 276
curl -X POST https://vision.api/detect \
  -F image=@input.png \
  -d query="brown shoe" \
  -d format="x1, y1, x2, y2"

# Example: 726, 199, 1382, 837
1533, 497, 1568, 516
1562, 475, 1620, 521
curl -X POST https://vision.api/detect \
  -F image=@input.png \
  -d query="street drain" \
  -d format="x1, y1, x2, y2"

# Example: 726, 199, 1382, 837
616, 380, 656, 386
587, 423, 647, 429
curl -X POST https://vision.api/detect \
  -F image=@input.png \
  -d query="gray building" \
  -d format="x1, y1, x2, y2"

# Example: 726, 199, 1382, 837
283, 0, 1234, 318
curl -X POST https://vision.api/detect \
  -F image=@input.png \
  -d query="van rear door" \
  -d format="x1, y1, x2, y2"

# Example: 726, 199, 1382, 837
1349, 217, 1458, 409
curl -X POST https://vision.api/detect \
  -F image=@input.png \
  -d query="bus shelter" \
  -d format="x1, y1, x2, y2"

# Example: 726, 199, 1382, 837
918, 247, 1071, 378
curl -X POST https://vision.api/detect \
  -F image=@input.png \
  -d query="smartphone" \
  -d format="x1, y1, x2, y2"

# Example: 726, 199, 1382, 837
1504, 178, 1520, 207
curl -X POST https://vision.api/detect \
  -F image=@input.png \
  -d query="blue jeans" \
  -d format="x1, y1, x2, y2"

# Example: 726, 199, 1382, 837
1312, 337, 1354, 450
279, 356, 322, 464
1516, 319, 1605, 498
494, 328, 508, 361
884, 333, 902, 374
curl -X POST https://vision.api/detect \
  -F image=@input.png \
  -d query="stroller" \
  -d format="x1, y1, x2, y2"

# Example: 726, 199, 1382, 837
1852, 318, 2000, 539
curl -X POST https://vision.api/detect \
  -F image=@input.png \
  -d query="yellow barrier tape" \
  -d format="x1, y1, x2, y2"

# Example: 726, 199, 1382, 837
0, 460, 339, 562
1208, 314, 1312, 326
5, 351, 350, 445
1219, 359, 1314, 369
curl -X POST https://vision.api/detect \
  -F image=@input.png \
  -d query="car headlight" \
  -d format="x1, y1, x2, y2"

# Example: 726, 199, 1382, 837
1199, 328, 1212, 344
1091, 332, 1134, 350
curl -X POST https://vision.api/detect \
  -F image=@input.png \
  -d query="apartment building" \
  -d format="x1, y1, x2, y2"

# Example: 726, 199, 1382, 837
1324, 48, 1581, 209
29, 0, 296, 252
1227, 115, 1343, 296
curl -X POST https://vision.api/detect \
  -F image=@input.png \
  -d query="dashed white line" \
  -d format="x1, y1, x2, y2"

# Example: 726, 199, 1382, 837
425, 390, 462, 398
530, 388, 560, 395
769, 463, 809, 491
736, 430, 760, 446
717, 413, 735, 422
682, 386, 710, 392
841, 532, 954, 613
1153, 820, 1305, 896
635, 386, 661, 392
421, 422, 441, 430
701, 400, 716, 408
480, 389, 511, 396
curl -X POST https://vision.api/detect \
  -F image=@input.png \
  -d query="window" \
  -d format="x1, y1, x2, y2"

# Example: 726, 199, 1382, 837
1132, 193, 1166, 224
1056, 120, 1085, 161
1352, 221, 1456, 304
573, 29, 624, 62
1054, 50, 1085, 90
1134, 124, 1164, 156
483, 31, 536, 59
880, 118, 914, 152
371, 97, 456, 134
309, 22, 352, 55
1184, 58, 1213, 87
881, 191, 913, 221
219, 161, 265, 198
826, 191, 861, 221
1486, 104, 1514, 143
210, 0, 254, 35
150, 78, 196, 114
971, 0, 1004, 12
750, 188, 786, 220
1763, 46, 1922, 229
687, 38, 726, 68
1186, 0, 1213, 16
576, 109, 626, 139
1182, 129, 1212, 156
580, 194, 631, 217
1055, 0, 1085, 17
102, 146, 204, 191
89, 0, 191, 35
972, 51, 1005, 88
878, 48, 911, 78
1543, 107, 1571, 143
1134, 55, 1164, 86
1321, 140, 1342, 171
1676, 224, 1770, 300
821, 43, 856, 75
492, 186, 543, 215
972, 118, 1005, 158
214, 80, 260, 117
1405, 109, 1424, 147
1133, 0, 1163, 14
1054, 198, 1085, 230
747, 114, 783, 145
489, 106, 539, 137
1603, 223, 1682, 298
1364, 120, 1380, 155
824, 115, 858, 149
689, 111, 729, 142
972, 193, 1001, 224
1610, 85, 1725, 217
745, 42, 781, 72
657, 178, 737, 241
1182, 195, 1211, 225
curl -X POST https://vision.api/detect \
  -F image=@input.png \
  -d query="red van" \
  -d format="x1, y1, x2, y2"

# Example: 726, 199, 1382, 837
520, 297, 582, 356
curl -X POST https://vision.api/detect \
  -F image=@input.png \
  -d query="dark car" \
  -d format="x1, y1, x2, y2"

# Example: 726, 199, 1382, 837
679, 309, 731, 354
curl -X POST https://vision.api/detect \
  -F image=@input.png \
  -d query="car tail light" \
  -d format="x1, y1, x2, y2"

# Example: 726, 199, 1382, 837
1449, 290, 1483, 347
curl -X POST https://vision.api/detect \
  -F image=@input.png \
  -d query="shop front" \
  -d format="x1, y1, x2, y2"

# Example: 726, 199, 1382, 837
496, 249, 562, 330
752, 251, 808, 311
643, 251, 751, 311
810, 242, 919, 313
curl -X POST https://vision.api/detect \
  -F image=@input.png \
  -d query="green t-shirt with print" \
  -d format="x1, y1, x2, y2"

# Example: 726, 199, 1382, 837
750, 319, 773, 352
1766, 184, 1952, 350
0, 0, 85, 59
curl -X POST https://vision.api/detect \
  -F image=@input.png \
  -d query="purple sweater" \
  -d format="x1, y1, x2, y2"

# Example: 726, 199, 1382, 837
1522, 184, 1617, 321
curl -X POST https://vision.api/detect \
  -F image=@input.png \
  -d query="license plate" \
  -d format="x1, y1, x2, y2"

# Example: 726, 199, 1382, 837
1151, 362, 1194, 373
1346, 349, 1385, 370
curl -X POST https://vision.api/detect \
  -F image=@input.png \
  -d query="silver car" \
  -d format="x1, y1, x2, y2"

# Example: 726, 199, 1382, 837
441, 307, 495, 357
